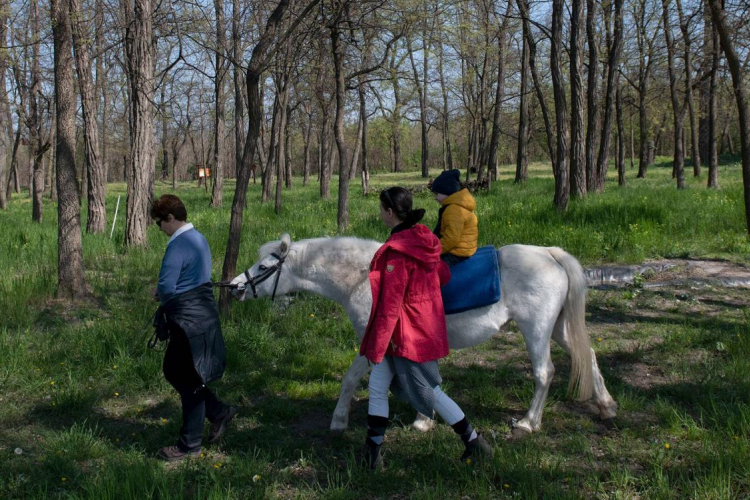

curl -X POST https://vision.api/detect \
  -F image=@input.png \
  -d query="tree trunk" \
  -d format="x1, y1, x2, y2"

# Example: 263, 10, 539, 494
232, 0, 244, 188
273, 79, 289, 214
211, 0, 228, 208
595, 0, 623, 192
629, 105, 635, 169
616, 83, 626, 186
661, 0, 686, 189
390, 50, 403, 173
160, 86, 169, 183
360, 82, 370, 196
263, 93, 279, 202
585, 0, 599, 189
635, 0, 656, 178
570, 0, 586, 197
7, 123, 21, 199
675, 0, 700, 177
124, 0, 155, 246
517, 0, 556, 170
53, 0, 88, 297
72, 0, 106, 234
0, 1, 9, 210
708, 0, 750, 233
551, 0, 569, 210
515, 31, 529, 184
407, 21, 430, 179
30, 0, 45, 222
438, 23, 453, 171
275, 97, 287, 214
95, 0, 107, 183
331, 18, 351, 231
318, 112, 331, 197
487, 0, 511, 189
284, 108, 292, 189
707, 17, 719, 189
50, 119, 57, 202
302, 106, 312, 186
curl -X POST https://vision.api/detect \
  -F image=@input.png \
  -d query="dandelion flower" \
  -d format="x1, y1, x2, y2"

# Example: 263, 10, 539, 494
596, 337, 603, 342
161, 418, 167, 424
309, 313, 315, 317
504, 484, 510, 489
664, 443, 670, 449
61, 477, 67, 482
114, 392, 119, 397
465, 458, 472, 465
50, 381, 55, 386
253, 474, 261, 483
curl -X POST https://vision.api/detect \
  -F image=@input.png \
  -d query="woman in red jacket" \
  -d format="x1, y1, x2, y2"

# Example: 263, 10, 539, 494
359, 187, 492, 469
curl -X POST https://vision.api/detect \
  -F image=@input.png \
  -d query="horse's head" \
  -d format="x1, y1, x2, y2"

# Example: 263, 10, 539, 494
230, 233, 294, 301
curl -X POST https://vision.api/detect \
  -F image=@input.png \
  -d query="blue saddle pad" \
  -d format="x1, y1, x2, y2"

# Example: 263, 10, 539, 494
441, 246, 501, 315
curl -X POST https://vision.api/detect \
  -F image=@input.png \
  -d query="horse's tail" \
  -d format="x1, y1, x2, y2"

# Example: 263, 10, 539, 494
547, 247, 594, 401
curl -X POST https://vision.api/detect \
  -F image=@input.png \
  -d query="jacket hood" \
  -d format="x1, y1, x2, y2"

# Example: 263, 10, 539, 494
380, 224, 442, 267
442, 188, 476, 211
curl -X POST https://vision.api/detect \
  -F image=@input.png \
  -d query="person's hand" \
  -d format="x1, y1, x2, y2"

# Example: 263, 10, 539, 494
151, 287, 160, 302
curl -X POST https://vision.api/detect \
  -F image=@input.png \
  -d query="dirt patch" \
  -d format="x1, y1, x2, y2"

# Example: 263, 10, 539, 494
586, 258, 750, 289
616, 362, 670, 390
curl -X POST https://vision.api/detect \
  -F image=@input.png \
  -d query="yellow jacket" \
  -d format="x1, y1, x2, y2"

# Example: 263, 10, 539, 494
435, 188, 478, 257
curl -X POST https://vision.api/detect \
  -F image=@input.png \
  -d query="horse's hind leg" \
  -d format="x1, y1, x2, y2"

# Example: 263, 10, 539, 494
551, 316, 618, 421
514, 316, 557, 435
331, 355, 371, 433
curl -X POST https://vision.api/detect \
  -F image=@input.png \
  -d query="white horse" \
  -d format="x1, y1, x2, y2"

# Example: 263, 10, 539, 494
231, 233, 617, 436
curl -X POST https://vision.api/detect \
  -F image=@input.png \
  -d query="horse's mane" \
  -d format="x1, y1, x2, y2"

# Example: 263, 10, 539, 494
258, 236, 382, 274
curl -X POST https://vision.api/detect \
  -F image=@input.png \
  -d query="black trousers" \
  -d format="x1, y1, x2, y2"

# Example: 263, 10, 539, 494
163, 322, 226, 451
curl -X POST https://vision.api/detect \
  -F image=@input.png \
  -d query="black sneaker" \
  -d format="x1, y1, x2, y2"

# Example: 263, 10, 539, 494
209, 405, 238, 443
359, 441, 383, 470
157, 445, 201, 462
460, 434, 493, 464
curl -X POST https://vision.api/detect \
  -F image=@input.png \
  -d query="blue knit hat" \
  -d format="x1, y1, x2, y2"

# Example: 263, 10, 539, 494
431, 169, 462, 195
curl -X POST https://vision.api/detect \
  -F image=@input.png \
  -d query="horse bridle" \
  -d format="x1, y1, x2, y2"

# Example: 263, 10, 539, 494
212, 252, 286, 301
244, 252, 287, 300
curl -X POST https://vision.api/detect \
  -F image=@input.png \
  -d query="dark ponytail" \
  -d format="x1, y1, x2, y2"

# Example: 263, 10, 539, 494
404, 208, 425, 226
380, 187, 425, 228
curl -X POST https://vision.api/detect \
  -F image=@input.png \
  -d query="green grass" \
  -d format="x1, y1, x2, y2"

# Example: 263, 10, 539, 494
1, 158, 749, 498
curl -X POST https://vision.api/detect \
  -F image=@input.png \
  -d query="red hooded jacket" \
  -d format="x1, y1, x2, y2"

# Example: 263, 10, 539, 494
359, 224, 451, 364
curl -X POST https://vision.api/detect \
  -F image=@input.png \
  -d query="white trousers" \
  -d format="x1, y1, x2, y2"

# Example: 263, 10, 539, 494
368, 359, 465, 425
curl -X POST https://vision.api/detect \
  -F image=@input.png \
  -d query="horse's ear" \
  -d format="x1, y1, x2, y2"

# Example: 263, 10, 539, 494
279, 233, 292, 257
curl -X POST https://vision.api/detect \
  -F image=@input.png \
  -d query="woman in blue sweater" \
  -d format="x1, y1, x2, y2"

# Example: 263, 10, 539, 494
150, 194, 237, 461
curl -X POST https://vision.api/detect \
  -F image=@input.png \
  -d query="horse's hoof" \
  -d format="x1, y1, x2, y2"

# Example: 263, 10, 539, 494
510, 426, 532, 440
600, 417, 617, 430
412, 420, 434, 433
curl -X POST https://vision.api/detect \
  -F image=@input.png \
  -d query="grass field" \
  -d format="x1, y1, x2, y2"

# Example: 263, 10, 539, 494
1, 158, 749, 498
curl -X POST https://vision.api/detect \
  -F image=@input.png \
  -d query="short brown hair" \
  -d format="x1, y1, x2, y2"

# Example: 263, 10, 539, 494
150, 194, 187, 222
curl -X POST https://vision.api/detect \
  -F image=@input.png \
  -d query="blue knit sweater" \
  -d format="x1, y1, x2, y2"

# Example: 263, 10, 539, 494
157, 227, 212, 303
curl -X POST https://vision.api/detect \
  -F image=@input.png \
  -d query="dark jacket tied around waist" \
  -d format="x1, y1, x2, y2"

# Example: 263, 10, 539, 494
154, 283, 226, 384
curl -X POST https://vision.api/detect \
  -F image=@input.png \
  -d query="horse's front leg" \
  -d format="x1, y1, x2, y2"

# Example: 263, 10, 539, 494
331, 354, 371, 433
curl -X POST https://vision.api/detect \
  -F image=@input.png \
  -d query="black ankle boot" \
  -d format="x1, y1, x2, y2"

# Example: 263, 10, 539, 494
460, 434, 493, 464
360, 438, 383, 470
